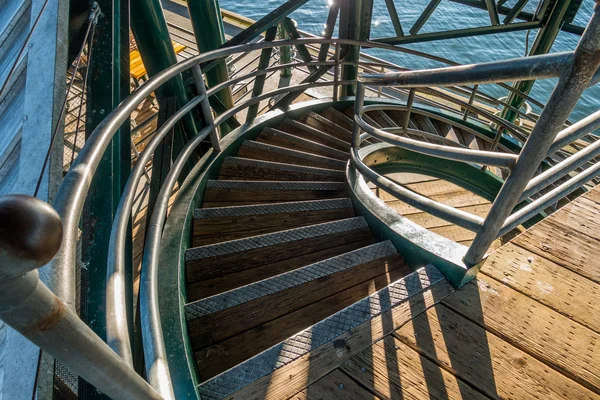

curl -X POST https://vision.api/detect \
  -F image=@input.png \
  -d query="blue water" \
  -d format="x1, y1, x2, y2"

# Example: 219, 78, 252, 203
220, 0, 598, 121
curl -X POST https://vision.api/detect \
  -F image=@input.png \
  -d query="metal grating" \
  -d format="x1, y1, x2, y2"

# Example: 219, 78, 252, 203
185, 217, 367, 260
194, 198, 352, 219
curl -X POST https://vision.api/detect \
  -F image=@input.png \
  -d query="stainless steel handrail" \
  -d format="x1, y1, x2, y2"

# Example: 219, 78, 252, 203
355, 113, 517, 167
351, 5, 600, 267
4, 27, 600, 398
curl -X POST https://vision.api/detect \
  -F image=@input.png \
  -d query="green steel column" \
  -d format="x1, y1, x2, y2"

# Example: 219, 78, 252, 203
502, 0, 573, 123
279, 23, 292, 78
186, 0, 234, 110
339, 0, 373, 96
130, 0, 197, 135
83, 0, 131, 394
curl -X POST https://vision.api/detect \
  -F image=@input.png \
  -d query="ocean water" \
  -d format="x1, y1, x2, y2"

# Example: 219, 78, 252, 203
220, 0, 598, 122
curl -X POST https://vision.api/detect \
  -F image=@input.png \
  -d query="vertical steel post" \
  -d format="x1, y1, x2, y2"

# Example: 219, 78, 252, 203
333, 42, 341, 101
278, 22, 292, 78
186, 0, 235, 111
403, 89, 415, 133
85, 0, 131, 358
465, 2, 600, 266
340, 0, 373, 96
246, 26, 278, 122
192, 65, 222, 151
463, 84, 478, 120
352, 83, 366, 149
130, 0, 197, 135
501, 0, 574, 123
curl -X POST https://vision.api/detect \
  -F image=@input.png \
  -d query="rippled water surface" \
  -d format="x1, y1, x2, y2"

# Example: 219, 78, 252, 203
220, 0, 597, 121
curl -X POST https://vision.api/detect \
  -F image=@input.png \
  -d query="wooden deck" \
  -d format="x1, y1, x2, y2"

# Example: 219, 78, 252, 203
372, 172, 522, 251
287, 185, 600, 399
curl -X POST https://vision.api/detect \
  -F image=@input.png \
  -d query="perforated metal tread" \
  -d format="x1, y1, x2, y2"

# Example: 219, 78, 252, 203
239, 140, 347, 170
197, 265, 445, 399
282, 119, 351, 150
185, 241, 397, 320
185, 217, 368, 261
260, 127, 348, 160
205, 180, 346, 191
194, 198, 353, 219
221, 157, 345, 179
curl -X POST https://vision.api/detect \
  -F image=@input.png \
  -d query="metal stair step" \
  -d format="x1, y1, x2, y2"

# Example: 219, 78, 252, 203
186, 242, 407, 368
185, 240, 398, 320
279, 119, 351, 151
303, 111, 353, 143
218, 157, 345, 182
321, 107, 354, 129
257, 127, 348, 161
237, 140, 347, 170
197, 265, 446, 400
202, 180, 348, 207
185, 217, 373, 299
192, 198, 355, 246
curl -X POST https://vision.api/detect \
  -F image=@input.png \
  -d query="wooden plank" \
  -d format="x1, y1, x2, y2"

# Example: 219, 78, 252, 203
340, 337, 488, 400
227, 279, 455, 400
188, 238, 376, 298
482, 242, 600, 333
218, 160, 344, 182
193, 207, 355, 246
374, 179, 467, 202
384, 190, 490, 215
430, 224, 476, 242
278, 123, 350, 152
443, 277, 600, 394
394, 305, 600, 400
257, 130, 348, 161
320, 108, 353, 130
186, 227, 373, 286
290, 369, 382, 400
187, 255, 407, 350
406, 204, 492, 229
203, 187, 347, 205
237, 143, 346, 170
195, 265, 410, 379
303, 114, 352, 143
512, 217, 600, 284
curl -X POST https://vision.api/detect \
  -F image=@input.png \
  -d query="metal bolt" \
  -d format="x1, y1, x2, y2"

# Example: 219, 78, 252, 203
23, 116, 28, 121
28, 43, 33, 48
361, 367, 367, 373
338, 384, 344, 390
99, 109, 105, 115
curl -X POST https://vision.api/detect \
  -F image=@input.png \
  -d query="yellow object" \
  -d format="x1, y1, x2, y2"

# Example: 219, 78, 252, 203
130, 42, 186, 80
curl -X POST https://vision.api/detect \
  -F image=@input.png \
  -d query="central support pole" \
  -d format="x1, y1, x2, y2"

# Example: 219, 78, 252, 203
339, 0, 373, 97
187, 0, 235, 113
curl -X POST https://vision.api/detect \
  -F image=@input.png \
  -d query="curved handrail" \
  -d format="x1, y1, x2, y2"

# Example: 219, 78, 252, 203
352, 5, 600, 267
44, 32, 600, 397
354, 113, 517, 167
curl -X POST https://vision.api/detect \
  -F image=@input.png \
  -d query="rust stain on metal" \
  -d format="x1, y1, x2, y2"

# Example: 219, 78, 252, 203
22, 296, 67, 335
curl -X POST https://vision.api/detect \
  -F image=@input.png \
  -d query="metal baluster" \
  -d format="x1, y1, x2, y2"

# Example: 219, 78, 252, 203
334, 42, 341, 101
0, 195, 163, 400
192, 64, 221, 151
403, 88, 415, 134
465, 2, 600, 266
463, 84, 479, 120
353, 83, 366, 149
